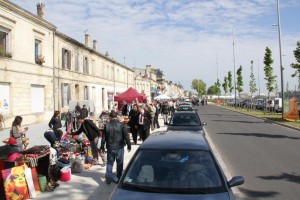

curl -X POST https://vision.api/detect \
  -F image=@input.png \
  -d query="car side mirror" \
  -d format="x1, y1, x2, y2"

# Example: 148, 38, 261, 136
202, 122, 207, 126
228, 176, 244, 188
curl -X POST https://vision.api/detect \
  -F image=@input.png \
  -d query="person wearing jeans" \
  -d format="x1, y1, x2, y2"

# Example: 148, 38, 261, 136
101, 110, 131, 184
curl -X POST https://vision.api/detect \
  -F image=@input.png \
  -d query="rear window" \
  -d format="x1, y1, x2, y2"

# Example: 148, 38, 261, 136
170, 113, 201, 126
120, 149, 226, 194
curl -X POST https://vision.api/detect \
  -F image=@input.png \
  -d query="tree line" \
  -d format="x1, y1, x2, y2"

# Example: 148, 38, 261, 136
191, 41, 300, 98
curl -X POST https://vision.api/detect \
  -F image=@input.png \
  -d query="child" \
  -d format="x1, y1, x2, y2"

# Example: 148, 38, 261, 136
46, 147, 60, 191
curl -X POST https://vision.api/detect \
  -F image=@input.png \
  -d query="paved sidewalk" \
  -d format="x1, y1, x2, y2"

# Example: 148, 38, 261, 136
0, 115, 168, 200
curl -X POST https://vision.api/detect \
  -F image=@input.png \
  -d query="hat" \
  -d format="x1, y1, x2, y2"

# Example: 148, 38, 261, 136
7, 137, 17, 145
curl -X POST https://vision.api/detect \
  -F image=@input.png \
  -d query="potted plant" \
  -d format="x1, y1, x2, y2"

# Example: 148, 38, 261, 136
36, 55, 45, 65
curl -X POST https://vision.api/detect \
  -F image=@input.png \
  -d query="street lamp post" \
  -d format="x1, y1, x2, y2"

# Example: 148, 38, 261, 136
276, 0, 284, 119
232, 29, 237, 108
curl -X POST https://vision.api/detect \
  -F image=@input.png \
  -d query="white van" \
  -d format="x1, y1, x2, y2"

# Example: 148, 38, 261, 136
274, 98, 282, 113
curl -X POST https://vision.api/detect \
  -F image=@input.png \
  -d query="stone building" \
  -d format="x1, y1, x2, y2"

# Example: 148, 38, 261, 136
54, 31, 135, 114
0, 1, 56, 126
0, 1, 134, 127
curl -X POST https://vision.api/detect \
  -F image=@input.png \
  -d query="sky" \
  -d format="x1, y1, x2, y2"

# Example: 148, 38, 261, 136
10, 0, 300, 95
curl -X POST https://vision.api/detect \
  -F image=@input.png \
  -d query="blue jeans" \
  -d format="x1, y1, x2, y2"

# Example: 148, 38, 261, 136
106, 148, 124, 180
44, 131, 58, 147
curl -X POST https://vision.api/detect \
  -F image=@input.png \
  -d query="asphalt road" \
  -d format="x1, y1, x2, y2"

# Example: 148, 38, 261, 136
197, 104, 300, 200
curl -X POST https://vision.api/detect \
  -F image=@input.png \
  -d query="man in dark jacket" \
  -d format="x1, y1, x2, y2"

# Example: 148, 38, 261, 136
71, 117, 106, 166
100, 110, 131, 184
138, 105, 152, 142
128, 104, 139, 144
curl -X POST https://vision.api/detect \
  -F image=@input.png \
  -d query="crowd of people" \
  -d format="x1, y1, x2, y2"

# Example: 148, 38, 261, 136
4, 98, 197, 189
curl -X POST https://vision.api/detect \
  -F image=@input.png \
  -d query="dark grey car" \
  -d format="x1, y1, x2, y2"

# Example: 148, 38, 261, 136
108, 131, 244, 200
167, 111, 206, 135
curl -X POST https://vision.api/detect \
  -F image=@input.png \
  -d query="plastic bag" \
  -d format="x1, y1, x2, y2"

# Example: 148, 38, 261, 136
71, 157, 84, 173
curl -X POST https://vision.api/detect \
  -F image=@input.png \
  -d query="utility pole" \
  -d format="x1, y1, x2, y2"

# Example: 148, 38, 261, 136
276, 0, 284, 119
232, 28, 237, 108
257, 59, 260, 98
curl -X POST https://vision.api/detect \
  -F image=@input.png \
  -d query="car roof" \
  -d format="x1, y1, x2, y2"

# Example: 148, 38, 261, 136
139, 131, 209, 150
173, 111, 197, 114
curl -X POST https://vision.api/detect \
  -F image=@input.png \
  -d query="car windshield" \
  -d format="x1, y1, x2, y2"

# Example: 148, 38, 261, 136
169, 113, 201, 126
120, 149, 226, 194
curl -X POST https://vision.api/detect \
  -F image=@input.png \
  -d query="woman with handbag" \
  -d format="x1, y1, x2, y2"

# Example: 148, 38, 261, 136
10, 116, 28, 151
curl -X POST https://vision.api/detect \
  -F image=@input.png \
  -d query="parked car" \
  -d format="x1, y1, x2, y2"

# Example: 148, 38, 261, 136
108, 131, 244, 200
167, 111, 206, 135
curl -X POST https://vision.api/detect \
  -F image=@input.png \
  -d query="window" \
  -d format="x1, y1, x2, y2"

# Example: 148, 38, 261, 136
83, 56, 89, 74
91, 87, 96, 102
62, 48, 71, 69
0, 26, 11, 57
116, 69, 119, 80
34, 39, 42, 63
111, 67, 114, 80
61, 83, 71, 107
0, 83, 10, 115
102, 63, 105, 77
106, 66, 109, 79
92, 60, 95, 75
84, 86, 89, 100
31, 85, 45, 113
75, 54, 79, 71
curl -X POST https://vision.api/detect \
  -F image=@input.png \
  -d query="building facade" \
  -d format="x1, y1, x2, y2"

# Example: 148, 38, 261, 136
0, 1, 187, 128
0, 1, 56, 126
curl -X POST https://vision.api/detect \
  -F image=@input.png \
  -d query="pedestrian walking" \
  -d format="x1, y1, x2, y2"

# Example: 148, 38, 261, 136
161, 101, 169, 125
138, 105, 152, 141
100, 110, 131, 184
153, 101, 160, 128
81, 105, 89, 118
128, 104, 139, 144
70, 117, 106, 166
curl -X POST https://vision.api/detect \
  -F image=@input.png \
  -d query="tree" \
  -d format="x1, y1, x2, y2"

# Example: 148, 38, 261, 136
222, 76, 228, 97
227, 71, 233, 96
249, 60, 257, 98
291, 41, 300, 90
207, 85, 218, 95
191, 79, 206, 96
236, 65, 243, 95
215, 79, 221, 96
263, 47, 277, 98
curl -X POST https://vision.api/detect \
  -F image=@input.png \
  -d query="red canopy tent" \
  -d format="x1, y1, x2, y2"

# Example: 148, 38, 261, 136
114, 87, 147, 110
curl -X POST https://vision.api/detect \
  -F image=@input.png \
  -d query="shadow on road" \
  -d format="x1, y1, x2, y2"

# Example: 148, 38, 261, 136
258, 173, 300, 184
239, 188, 279, 199
218, 132, 300, 140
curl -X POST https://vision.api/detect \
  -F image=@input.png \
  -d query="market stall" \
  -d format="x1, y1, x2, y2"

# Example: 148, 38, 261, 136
114, 87, 147, 111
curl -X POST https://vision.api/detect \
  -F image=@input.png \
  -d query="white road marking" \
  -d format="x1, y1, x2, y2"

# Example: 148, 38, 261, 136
205, 128, 245, 199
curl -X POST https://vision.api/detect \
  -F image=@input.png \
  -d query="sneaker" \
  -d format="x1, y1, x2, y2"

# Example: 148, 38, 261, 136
92, 159, 99, 165
100, 162, 106, 167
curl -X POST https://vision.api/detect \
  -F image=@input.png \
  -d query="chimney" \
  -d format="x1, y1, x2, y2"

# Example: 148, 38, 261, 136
85, 34, 90, 47
93, 40, 97, 51
37, 3, 45, 19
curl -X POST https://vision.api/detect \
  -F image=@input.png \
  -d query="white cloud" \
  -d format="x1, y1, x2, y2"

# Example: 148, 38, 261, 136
10, 0, 300, 94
